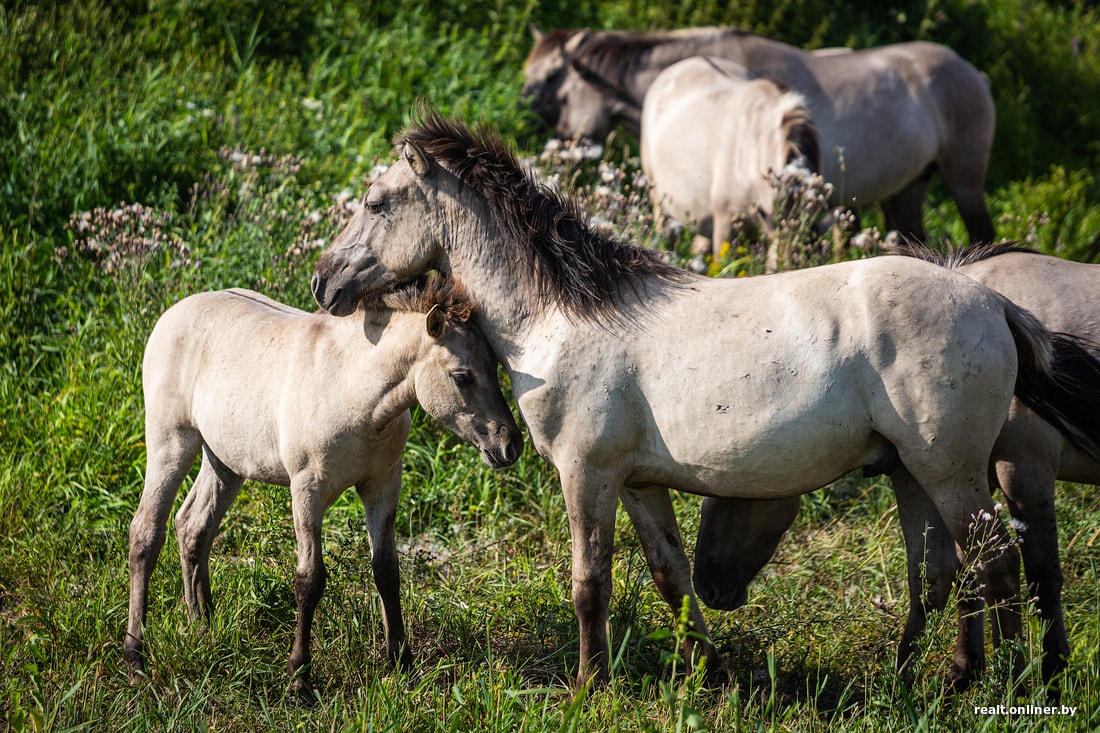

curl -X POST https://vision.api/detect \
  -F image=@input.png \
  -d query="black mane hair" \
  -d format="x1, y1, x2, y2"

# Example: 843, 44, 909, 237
889, 240, 1039, 269
401, 109, 687, 324
570, 28, 756, 91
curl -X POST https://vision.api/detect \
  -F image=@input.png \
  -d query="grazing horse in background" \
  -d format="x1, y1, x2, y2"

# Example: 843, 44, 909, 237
125, 276, 522, 698
640, 56, 821, 270
310, 111, 1100, 688
694, 242, 1100, 696
523, 26, 996, 245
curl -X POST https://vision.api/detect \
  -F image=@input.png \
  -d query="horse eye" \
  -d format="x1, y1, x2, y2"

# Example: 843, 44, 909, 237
366, 198, 385, 215
450, 370, 474, 387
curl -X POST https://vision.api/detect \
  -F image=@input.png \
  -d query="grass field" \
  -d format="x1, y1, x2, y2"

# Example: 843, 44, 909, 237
2, 1, 1100, 730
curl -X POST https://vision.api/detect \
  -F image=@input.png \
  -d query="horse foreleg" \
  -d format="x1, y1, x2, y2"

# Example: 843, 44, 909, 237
358, 463, 412, 670
126, 427, 202, 682
880, 176, 930, 244
561, 466, 621, 688
892, 468, 972, 686
288, 484, 327, 701
620, 486, 722, 681
174, 448, 244, 622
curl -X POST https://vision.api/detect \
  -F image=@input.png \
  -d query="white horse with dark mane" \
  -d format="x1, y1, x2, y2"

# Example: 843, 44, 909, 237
125, 277, 522, 698
310, 112, 1100, 689
640, 55, 821, 269
523, 27, 995, 245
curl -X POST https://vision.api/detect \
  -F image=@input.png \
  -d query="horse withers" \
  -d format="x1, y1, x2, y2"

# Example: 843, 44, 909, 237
640, 55, 820, 269
523, 27, 995, 245
310, 112, 1100, 689
125, 276, 522, 698
694, 243, 1100, 696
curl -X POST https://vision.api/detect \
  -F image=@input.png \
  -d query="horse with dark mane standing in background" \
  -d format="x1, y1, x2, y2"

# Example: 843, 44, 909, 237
523, 26, 995, 245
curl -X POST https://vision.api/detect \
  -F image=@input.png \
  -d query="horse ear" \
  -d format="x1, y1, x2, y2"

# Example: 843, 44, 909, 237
425, 304, 446, 339
529, 23, 544, 43
563, 30, 588, 55
404, 141, 429, 178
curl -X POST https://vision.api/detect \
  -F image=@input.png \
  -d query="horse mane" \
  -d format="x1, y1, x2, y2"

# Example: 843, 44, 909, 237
778, 95, 820, 171
371, 273, 478, 325
889, 240, 1038, 269
569, 27, 754, 93
401, 109, 687, 324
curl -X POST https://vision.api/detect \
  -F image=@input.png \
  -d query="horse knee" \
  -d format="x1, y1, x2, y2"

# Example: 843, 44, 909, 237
129, 514, 167, 567
295, 563, 328, 610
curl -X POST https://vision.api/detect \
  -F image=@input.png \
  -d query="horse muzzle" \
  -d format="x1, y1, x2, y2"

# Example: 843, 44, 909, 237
693, 574, 749, 612
479, 423, 523, 468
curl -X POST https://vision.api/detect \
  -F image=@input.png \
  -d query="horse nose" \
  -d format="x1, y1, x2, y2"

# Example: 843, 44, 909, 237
310, 272, 326, 305
695, 575, 720, 609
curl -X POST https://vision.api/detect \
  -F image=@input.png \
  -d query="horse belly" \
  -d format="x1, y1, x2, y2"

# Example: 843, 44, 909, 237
189, 372, 293, 485
631, 376, 883, 498
808, 81, 938, 204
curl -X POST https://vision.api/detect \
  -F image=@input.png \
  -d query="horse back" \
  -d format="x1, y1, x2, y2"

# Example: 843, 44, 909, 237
959, 252, 1100, 341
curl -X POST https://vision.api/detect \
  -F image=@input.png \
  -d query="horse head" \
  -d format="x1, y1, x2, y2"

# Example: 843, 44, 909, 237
312, 141, 447, 316
523, 27, 641, 141
693, 495, 801, 610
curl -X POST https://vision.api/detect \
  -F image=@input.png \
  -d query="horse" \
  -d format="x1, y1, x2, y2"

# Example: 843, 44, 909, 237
309, 111, 1100, 688
522, 26, 995, 245
640, 56, 821, 269
693, 242, 1100, 696
125, 276, 523, 698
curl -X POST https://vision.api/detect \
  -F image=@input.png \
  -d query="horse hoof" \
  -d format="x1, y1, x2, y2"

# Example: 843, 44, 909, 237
289, 679, 318, 706
945, 667, 976, 696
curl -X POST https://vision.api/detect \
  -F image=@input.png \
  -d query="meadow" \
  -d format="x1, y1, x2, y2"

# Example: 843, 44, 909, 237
2, 1, 1100, 730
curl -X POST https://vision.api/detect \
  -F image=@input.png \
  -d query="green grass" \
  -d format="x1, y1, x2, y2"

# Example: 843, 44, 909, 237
2, 1, 1100, 730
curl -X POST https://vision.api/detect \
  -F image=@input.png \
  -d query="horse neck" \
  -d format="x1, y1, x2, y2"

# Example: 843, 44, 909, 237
440, 216, 549, 373
634, 32, 795, 96
315, 309, 422, 425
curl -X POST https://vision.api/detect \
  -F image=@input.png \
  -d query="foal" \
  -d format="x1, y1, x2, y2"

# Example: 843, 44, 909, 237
125, 277, 522, 697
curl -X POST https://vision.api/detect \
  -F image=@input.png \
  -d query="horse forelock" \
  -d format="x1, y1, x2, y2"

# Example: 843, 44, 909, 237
402, 110, 686, 324
375, 273, 478, 325
889, 240, 1038, 269
527, 28, 579, 64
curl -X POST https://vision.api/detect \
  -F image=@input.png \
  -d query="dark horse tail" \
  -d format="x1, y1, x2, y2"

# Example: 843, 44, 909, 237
1002, 298, 1100, 462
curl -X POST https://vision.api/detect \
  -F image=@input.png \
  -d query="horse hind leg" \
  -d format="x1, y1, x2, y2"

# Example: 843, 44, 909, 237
937, 139, 995, 244
126, 426, 203, 682
996, 457, 1069, 700
357, 462, 412, 670
908, 465, 1024, 687
891, 467, 981, 688
174, 447, 245, 623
